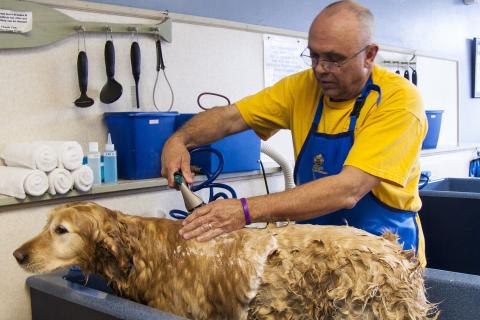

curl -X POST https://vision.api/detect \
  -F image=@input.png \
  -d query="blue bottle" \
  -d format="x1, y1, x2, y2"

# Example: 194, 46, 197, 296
103, 133, 118, 184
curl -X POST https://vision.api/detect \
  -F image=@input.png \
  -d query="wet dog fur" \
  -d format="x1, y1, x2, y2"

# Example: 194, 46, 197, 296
14, 202, 435, 319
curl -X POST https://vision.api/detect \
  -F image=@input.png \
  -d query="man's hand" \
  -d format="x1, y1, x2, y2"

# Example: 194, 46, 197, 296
160, 105, 249, 188
161, 136, 194, 187
179, 198, 246, 241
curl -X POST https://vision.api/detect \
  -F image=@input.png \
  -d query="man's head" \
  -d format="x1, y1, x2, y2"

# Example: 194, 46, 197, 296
307, 1, 379, 100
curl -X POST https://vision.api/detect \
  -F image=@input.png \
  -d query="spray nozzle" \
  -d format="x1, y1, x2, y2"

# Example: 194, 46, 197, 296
174, 171, 205, 212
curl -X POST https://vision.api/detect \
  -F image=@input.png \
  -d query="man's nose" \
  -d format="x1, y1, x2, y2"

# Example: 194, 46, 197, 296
314, 61, 329, 74
13, 249, 29, 264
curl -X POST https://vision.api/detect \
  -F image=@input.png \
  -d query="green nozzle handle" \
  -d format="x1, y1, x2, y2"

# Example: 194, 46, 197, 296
174, 172, 184, 186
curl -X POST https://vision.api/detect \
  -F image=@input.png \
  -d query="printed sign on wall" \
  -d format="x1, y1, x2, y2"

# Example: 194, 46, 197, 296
0, 9, 32, 33
263, 34, 308, 87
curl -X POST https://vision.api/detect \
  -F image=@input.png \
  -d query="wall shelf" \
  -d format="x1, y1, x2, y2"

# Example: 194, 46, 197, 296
0, 167, 282, 211
0, 0, 171, 50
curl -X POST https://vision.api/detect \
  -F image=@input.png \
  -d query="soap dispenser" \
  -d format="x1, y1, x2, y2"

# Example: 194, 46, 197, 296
87, 142, 101, 185
103, 133, 118, 184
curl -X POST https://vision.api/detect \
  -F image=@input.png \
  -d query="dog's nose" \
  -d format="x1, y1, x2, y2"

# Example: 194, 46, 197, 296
13, 249, 29, 264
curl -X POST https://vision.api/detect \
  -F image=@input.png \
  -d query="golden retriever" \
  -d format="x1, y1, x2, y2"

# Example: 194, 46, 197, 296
14, 202, 434, 319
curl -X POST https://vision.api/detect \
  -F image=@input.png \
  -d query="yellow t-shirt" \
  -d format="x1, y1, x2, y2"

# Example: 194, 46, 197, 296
235, 64, 427, 212
236, 65, 427, 266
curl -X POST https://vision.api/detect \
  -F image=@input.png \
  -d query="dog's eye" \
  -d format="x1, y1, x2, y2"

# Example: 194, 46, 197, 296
54, 225, 69, 235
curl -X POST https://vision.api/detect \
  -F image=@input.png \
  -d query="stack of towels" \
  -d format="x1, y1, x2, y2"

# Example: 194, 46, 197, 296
0, 141, 94, 199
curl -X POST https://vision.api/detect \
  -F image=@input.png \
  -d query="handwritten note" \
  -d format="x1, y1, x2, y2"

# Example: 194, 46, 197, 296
0, 9, 32, 33
263, 34, 308, 87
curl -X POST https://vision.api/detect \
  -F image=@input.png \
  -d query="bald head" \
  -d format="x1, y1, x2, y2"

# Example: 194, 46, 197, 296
311, 1, 374, 47
306, 1, 378, 100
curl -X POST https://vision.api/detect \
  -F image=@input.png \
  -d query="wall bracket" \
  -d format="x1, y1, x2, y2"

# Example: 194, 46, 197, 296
0, 0, 171, 49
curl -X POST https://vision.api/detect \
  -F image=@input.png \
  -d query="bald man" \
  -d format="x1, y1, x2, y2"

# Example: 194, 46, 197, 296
161, 0, 427, 266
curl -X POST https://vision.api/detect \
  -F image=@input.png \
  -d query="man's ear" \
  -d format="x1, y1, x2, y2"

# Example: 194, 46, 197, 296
365, 44, 379, 68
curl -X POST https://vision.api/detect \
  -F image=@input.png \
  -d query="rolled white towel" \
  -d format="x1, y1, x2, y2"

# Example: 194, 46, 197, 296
0, 143, 57, 172
41, 141, 84, 171
48, 168, 73, 195
0, 166, 48, 199
71, 165, 94, 192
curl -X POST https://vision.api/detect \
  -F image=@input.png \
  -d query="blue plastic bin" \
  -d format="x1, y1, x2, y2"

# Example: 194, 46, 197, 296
104, 112, 178, 179
422, 110, 444, 149
175, 114, 260, 173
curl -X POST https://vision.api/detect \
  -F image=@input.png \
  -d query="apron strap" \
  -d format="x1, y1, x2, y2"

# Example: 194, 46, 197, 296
312, 96, 324, 128
348, 80, 381, 131
312, 75, 382, 132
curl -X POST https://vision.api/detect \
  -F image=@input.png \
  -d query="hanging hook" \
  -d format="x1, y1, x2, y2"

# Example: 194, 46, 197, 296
152, 27, 161, 40
104, 26, 113, 41
76, 30, 80, 53
82, 28, 86, 52
395, 61, 400, 75
409, 54, 416, 71
128, 26, 139, 42
75, 25, 86, 52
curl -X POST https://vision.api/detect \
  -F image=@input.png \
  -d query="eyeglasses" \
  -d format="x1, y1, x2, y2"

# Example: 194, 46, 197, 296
300, 45, 369, 71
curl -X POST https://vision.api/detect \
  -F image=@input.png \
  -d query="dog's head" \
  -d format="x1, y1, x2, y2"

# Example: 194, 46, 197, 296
13, 202, 122, 274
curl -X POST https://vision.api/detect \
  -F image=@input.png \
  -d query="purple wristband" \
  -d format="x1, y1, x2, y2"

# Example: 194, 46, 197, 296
240, 198, 251, 225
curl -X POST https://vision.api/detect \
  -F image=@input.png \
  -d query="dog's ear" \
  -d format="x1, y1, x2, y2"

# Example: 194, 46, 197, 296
76, 213, 100, 242
97, 220, 131, 276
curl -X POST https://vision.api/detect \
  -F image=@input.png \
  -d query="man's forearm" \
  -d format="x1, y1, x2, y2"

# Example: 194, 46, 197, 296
173, 105, 249, 149
247, 166, 380, 222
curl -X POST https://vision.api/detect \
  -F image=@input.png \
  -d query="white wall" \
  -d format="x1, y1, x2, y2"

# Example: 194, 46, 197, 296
420, 148, 477, 181
0, 8, 266, 151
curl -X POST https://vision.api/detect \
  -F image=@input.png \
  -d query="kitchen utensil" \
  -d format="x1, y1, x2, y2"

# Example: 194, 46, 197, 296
100, 40, 123, 104
411, 68, 417, 85
130, 41, 141, 109
74, 51, 94, 108
404, 69, 410, 81
153, 38, 175, 111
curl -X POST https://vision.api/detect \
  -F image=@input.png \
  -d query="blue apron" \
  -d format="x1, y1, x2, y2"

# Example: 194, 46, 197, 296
293, 77, 419, 252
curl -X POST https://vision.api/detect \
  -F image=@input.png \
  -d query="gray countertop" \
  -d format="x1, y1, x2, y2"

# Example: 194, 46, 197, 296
0, 166, 282, 210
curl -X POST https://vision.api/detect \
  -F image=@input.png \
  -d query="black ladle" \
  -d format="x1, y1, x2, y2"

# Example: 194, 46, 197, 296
130, 41, 141, 109
74, 51, 94, 108
100, 40, 123, 104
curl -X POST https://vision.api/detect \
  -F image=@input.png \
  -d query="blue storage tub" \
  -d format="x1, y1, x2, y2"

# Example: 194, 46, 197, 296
175, 114, 260, 173
104, 112, 178, 180
422, 110, 444, 149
